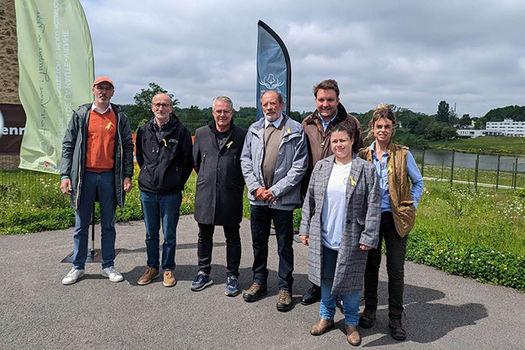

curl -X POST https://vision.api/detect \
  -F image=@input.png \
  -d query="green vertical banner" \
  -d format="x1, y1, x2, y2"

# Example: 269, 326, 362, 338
15, 0, 94, 173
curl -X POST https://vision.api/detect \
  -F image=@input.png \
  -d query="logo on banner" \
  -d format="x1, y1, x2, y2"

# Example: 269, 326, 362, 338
259, 74, 284, 90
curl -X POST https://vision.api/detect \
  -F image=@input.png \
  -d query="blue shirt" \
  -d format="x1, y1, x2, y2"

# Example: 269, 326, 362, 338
318, 113, 337, 131
369, 141, 424, 212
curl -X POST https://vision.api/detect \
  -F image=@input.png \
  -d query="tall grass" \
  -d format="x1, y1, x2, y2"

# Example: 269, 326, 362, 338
0, 167, 197, 234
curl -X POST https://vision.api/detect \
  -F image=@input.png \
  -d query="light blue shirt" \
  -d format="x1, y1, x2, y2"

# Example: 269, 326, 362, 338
369, 141, 424, 212
318, 113, 337, 131
264, 114, 284, 128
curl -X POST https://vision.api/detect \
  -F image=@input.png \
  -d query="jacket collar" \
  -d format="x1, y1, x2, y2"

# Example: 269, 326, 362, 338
303, 103, 349, 126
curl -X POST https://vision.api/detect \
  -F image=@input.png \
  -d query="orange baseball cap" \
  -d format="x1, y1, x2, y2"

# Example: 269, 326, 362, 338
93, 76, 114, 88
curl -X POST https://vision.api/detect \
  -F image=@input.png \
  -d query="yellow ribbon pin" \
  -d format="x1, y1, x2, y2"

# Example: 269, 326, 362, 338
162, 139, 167, 147
387, 165, 392, 174
287, 127, 291, 134
226, 141, 233, 148
105, 121, 112, 130
350, 175, 356, 186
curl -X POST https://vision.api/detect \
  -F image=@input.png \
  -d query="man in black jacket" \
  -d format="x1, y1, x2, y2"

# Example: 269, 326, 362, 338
135, 93, 193, 287
191, 96, 247, 296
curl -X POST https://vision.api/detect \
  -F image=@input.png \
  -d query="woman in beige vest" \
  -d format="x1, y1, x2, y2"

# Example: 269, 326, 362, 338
358, 105, 424, 341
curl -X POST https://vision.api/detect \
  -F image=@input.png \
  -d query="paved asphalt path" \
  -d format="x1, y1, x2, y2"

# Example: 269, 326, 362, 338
1, 215, 524, 349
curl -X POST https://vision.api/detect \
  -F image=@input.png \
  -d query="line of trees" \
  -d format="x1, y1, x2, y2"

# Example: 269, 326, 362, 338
120, 83, 525, 148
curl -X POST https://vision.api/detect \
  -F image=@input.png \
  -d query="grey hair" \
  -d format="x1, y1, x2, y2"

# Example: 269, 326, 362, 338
212, 96, 233, 111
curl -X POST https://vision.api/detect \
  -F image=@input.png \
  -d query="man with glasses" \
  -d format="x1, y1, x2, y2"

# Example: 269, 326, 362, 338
190, 96, 247, 296
135, 93, 193, 287
60, 76, 134, 285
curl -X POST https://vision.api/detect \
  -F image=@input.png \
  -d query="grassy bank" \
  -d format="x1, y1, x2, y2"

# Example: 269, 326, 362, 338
0, 167, 196, 234
420, 163, 525, 189
1, 169, 524, 290
427, 136, 525, 156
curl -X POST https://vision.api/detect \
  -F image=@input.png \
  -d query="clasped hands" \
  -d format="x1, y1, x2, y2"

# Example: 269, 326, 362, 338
253, 186, 275, 203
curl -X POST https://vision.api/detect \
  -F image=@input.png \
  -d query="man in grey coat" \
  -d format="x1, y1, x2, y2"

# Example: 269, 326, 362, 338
191, 96, 247, 296
240, 90, 308, 312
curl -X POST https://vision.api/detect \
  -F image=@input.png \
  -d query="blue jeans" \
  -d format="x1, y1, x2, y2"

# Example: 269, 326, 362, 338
140, 191, 182, 271
320, 245, 360, 326
250, 205, 294, 291
72, 171, 116, 270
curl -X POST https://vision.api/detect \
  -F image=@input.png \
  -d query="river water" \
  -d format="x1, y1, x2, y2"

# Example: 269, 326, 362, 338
411, 149, 525, 172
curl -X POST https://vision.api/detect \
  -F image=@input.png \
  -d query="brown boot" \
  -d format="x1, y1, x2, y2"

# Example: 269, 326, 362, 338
276, 289, 292, 312
242, 282, 267, 302
345, 325, 361, 346
310, 318, 334, 336
163, 270, 177, 287
137, 266, 159, 285
389, 308, 406, 341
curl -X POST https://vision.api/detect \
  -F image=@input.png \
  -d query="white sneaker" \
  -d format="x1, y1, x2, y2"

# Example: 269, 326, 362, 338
101, 266, 124, 282
62, 268, 85, 285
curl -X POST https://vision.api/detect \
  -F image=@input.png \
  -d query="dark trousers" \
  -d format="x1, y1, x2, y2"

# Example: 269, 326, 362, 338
197, 223, 241, 277
363, 211, 407, 311
250, 205, 294, 291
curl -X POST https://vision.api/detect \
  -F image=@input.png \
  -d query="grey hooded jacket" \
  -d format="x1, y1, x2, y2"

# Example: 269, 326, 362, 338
240, 115, 308, 210
59, 103, 134, 210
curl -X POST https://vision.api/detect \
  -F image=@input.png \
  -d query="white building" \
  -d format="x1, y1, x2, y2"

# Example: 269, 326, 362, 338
486, 119, 525, 137
457, 129, 486, 138
457, 119, 525, 138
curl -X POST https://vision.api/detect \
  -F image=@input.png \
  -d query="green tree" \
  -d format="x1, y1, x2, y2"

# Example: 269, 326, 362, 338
127, 82, 178, 131
436, 100, 451, 124
441, 126, 457, 139
459, 114, 471, 127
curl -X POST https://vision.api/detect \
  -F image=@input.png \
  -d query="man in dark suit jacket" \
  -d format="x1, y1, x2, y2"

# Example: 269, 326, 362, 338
191, 96, 247, 297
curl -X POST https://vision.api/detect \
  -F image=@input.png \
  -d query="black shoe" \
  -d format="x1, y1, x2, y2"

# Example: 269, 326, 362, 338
242, 282, 267, 302
389, 310, 407, 341
389, 318, 406, 340
301, 284, 321, 305
358, 307, 376, 328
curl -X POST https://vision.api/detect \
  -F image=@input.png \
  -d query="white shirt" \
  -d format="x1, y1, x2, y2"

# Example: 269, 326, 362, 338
321, 161, 352, 250
264, 114, 284, 128
91, 103, 112, 114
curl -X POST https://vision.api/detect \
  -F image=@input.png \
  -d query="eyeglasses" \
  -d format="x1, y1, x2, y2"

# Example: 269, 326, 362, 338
375, 125, 393, 130
153, 103, 172, 108
95, 86, 113, 92
214, 109, 232, 115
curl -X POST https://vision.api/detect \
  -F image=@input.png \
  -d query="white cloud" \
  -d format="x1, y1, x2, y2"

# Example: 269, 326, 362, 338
78, 0, 525, 117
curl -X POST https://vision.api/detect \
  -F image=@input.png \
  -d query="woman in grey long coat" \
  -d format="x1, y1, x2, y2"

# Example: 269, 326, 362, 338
299, 122, 380, 346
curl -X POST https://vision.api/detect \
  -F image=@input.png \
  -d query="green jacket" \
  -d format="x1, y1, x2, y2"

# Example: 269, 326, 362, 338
59, 103, 134, 209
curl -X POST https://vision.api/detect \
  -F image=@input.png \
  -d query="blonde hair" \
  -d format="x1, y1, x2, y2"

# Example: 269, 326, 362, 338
366, 104, 396, 140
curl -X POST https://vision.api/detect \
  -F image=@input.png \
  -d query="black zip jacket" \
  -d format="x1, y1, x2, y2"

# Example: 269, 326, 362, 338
136, 113, 193, 194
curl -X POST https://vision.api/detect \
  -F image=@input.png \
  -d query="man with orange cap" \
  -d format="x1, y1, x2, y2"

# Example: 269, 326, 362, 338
60, 76, 134, 285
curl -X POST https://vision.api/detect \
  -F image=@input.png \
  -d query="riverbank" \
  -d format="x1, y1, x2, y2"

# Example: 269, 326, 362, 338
426, 136, 525, 156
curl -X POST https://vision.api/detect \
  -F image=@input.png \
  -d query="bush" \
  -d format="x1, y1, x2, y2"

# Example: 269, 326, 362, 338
406, 229, 525, 291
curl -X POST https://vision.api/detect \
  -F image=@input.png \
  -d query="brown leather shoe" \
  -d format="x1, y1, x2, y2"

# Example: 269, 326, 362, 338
276, 289, 292, 312
310, 318, 334, 336
162, 270, 177, 287
242, 282, 267, 302
137, 267, 159, 285
345, 325, 361, 346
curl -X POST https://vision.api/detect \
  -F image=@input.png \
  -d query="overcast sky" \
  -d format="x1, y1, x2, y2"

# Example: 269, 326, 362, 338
79, 0, 525, 118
